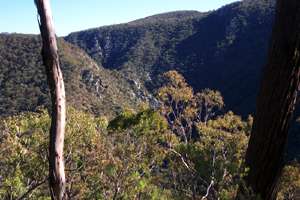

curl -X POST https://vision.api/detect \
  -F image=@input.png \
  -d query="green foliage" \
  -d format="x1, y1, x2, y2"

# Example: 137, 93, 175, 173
108, 108, 167, 136
1, 2, 299, 199
158, 70, 194, 104
278, 163, 300, 200
195, 112, 251, 196
0, 107, 172, 199
158, 70, 225, 143
0, 110, 50, 199
161, 111, 251, 199
155, 71, 250, 198
195, 89, 224, 122
0, 101, 221, 199
0, 95, 297, 199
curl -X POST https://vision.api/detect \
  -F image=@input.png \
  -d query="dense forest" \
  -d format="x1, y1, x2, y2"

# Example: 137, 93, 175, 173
0, 0, 299, 199
1, 72, 299, 199
65, 0, 276, 116
1, 0, 298, 159
0, 34, 139, 117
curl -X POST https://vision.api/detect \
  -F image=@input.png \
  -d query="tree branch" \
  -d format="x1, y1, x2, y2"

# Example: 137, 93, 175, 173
16, 178, 48, 200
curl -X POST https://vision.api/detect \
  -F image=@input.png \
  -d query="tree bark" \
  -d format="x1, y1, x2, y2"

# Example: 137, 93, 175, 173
34, 0, 66, 199
236, 0, 300, 199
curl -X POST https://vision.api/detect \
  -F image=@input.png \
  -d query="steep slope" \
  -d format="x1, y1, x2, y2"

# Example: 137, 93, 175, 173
65, 0, 276, 116
65, 11, 207, 86
0, 34, 137, 117
1, 0, 298, 159
177, 0, 276, 115
65, 0, 299, 159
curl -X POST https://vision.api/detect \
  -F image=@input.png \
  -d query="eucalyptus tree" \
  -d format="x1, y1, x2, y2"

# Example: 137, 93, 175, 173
35, 0, 66, 199
237, 0, 300, 199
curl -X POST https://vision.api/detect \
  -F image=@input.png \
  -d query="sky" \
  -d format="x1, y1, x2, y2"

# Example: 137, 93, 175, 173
0, 0, 240, 36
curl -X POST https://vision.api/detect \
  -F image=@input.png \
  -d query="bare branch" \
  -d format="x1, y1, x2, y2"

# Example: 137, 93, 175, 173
201, 180, 215, 200
16, 178, 48, 200
169, 148, 194, 172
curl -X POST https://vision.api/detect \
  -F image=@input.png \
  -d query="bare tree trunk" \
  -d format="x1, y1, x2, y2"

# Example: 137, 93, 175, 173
236, 0, 300, 199
35, 0, 66, 199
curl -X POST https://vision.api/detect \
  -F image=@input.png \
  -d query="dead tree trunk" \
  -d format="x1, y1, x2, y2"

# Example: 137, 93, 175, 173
35, 0, 66, 199
237, 0, 300, 199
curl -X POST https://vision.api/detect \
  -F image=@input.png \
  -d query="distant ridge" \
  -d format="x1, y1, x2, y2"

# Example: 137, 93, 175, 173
65, 0, 276, 116
128, 10, 207, 25
2, 0, 298, 158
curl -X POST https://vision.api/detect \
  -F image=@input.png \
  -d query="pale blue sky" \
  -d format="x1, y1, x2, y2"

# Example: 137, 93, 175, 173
0, 0, 240, 36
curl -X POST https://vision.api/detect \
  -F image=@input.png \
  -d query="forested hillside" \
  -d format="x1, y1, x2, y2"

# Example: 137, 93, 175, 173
1, 72, 299, 199
1, 0, 300, 199
0, 34, 138, 117
65, 0, 276, 116
0, 0, 298, 159
0, 0, 277, 117
65, 0, 300, 160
